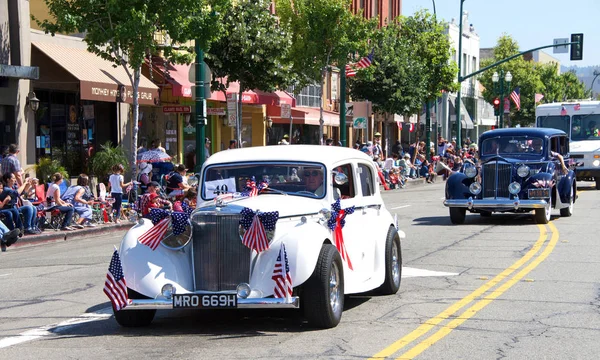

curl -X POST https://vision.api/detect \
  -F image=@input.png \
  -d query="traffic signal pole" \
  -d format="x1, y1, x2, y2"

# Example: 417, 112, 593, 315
194, 43, 207, 173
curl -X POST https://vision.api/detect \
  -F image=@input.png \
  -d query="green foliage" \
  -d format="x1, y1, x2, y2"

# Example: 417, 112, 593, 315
89, 141, 130, 183
277, 0, 375, 90
348, 11, 455, 117
32, 158, 68, 185
206, 0, 293, 94
35, 0, 229, 176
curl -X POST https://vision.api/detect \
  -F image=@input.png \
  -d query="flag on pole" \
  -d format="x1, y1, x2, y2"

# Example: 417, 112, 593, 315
534, 93, 544, 103
510, 87, 521, 110
103, 249, 130, 311
409, 123, 415, 133
561, 106, 568, 116
138, 214, 171, 250
345, 49, 374, 77
272, 243, 293, 299
396, 121, 403, 130
574, 103, 581, 111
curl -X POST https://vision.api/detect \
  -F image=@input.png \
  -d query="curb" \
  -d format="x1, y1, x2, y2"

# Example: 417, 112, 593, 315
10, 222, 135, 249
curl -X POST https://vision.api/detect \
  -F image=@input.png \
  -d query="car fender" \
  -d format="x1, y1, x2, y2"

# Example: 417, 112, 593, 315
249, 218, 331, 296
445, 172, 471, 199
120, 218, 194, 298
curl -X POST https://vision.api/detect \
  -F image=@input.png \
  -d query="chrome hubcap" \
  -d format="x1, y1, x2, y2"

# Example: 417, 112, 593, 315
329, 262, 341, 314
391, 240, 400, 286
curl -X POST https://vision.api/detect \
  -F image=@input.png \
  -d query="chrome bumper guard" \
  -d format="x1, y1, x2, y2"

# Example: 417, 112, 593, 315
444, 196, 548, 210
123, 296, 300, 310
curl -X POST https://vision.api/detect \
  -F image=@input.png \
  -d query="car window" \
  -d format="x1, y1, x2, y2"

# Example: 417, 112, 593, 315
559, 136, 568, 155
358, 163, 375, 197
333, 164, 355, 199
550, 137, 560, 155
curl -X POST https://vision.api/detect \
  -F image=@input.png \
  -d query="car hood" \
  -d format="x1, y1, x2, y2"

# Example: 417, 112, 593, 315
569, 141, 600, 153
196, 194, 329, 217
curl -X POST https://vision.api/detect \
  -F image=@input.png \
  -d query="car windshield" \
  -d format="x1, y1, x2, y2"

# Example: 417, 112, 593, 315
571, 114, 600, 141
481, 136, 545, 156
201, 162, 327, 200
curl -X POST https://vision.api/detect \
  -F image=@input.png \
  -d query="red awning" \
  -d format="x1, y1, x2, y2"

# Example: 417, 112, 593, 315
267, 105, 340, 127
209, 80, 295, 106
148, 57, 193, 98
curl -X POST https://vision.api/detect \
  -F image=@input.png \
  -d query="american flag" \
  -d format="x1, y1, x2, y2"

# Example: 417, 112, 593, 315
103, 249, 130, 311
561, 106, 568, 116
272, 243, 292, 299
510, 87, 521, 110
239, 207, 279, 253
138, 210, 171, 250
346, 49, 374, 77
574, 103, 581, 111
535, 93, 544, 103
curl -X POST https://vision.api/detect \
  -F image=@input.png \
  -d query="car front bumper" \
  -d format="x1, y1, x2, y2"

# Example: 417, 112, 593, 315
444, 197, 548, 210
575, 168, 600, 178
122, 296, 300, 310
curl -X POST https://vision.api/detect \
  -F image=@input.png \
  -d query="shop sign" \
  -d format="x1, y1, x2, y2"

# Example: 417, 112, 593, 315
281, 104, 291, 119
226, 93, 238, 127
163, 106, 191, 113
207, 108, 226, 116
80, 81, 158, 105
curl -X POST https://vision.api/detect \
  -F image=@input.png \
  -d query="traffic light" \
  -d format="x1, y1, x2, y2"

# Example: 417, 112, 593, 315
491, 125, 496, 130
570, 33, 583, 61
493, 98, 500, 116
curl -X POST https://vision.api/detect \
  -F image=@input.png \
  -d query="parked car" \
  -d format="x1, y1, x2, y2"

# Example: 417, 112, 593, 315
444, 128, 576, 224
112, 145, 404, 329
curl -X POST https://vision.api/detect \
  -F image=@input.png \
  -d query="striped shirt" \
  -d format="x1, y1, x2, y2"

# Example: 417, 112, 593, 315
1, 154, 20, 176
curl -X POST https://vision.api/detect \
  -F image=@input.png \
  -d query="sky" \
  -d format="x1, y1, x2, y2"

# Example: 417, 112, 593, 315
401, 0, 600, 68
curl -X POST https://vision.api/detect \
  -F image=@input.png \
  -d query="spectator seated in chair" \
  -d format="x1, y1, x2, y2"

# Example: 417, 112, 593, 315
140, 181, 172, 218
46, 172, 78, 230
166, 164, 190, 199
62, 174, 96, 228
0, 173, 40, 234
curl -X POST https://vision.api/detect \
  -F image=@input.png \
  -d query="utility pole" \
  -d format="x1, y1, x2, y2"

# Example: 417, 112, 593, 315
340, 64, 347, 147
456, 0, 465, 147
194, 42, 207, 173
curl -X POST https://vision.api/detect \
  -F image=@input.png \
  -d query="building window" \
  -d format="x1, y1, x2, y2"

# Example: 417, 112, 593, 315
373, 0, 379, 17
288, 84, 322, 108
360, 0, 364, 9
388, 0, 393, 21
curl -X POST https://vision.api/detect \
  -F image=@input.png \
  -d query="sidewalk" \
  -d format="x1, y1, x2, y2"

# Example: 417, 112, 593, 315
10, 222, 134, 249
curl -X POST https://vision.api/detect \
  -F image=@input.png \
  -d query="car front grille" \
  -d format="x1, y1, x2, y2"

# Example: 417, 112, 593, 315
191, 212, 250, 292
482, 162, 512, 198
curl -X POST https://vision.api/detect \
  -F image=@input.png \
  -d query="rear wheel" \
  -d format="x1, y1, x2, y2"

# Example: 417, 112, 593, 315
534, 190, 552, 224
449, 208, 466, 224
560, 183, 574, 217
303, 244, 344, 329
113, 289, 156, 327
378, 227, 402, 295
596, 178, 600, 190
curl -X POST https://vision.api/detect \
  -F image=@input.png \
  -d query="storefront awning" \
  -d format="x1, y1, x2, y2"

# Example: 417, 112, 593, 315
267, 105, 340, 126
32, 42, 159, 105
147, 57, 193, 98
448, 96, 474, 130
209, 81, 295, 106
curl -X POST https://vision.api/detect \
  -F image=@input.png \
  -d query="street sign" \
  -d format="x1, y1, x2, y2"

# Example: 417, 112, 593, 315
553, 38, 569, 54
281, 103, 291, 119
226, 93, 238, 127
353, 117, 367, 129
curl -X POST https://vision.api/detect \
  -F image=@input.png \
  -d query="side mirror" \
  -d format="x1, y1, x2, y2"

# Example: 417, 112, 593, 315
332, 171, 348, 186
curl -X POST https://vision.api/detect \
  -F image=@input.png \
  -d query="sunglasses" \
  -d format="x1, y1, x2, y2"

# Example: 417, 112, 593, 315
303, 170, 321, 177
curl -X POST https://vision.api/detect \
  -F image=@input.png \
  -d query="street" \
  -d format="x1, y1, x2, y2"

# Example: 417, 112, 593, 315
0, 182, 599, 359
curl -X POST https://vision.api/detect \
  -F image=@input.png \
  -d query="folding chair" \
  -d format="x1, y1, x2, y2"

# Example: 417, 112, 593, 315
33, 185, 64, 231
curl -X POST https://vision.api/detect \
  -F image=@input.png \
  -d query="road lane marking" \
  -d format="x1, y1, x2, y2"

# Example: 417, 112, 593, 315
0, 273, 12, 277
402, 267, 458, 278
391, 205, 411, 210
397, 223, 559, 359
0, 307, 112, 349
369, 225, 549, 360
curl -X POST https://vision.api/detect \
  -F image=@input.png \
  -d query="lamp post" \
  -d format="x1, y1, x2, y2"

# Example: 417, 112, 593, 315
424, 0, 436, 161
492, 70, 512, 128
589, 69, 600, 95
26, 91, 40, 113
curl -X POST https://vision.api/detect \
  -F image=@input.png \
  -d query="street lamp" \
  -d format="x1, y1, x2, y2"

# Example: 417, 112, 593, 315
26, 91, 40, 113
492, 70, 512, 128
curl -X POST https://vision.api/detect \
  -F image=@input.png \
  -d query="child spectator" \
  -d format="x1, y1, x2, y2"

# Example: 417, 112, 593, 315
108, 164, 132, 224
141, 181, 172, 217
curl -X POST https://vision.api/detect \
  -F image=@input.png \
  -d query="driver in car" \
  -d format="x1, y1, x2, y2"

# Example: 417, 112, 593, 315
303, 168, 324, 196
531, 139, 569, 175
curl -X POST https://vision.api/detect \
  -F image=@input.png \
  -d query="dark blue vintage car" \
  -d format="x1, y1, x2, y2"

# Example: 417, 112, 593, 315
444, 128, 576, 224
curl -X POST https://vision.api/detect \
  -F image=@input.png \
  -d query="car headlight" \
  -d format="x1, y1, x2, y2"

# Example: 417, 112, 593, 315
161, 220, 192, 249
517, 165, 530, 178
464, 165, 477, 178
508, 182, 521, 195
469, 182, 482, 195
594, 160, 600, 167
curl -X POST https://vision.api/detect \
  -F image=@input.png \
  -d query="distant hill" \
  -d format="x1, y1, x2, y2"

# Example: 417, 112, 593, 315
561, 65, 600, 97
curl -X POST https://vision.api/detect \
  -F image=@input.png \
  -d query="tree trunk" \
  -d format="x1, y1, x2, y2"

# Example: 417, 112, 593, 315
238, 86, 243, 148
130, 66, 141, 180
318, 68, 326, 145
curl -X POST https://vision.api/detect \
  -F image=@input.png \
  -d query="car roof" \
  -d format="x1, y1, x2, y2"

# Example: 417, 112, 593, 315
480, 128, 566, 140
202, 145, 374, 169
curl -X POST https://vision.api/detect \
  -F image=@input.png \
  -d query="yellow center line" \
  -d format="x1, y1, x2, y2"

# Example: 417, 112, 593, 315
369, 225, 548, 360
396, 222, 559, 360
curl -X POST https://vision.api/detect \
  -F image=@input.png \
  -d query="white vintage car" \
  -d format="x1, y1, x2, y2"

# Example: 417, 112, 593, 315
113, 145, 404, 328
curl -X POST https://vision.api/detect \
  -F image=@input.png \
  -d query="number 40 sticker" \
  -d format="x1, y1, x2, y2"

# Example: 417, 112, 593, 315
204, 178, 237, 199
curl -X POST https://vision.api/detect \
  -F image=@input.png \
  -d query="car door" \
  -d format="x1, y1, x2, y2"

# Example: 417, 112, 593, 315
355, 162, 380, 278
554, 135, 572, 207
330, 161, 368, 283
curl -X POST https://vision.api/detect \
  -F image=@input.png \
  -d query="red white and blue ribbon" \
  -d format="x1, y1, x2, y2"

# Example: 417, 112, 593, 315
327, 199, 355, 270
239, 207, 279, 253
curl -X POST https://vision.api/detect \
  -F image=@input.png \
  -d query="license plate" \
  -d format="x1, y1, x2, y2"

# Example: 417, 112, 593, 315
173, 294, 237, 309
528, 188, 550, 199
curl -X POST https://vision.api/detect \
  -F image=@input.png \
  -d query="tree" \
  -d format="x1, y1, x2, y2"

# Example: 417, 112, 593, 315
479, 35, 543, 127
35, 0, 228, 177
277, 0, 374, 143
205, 0, 293, 146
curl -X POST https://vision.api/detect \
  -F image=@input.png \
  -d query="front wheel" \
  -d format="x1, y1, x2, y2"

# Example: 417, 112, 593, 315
303, 244, 344, 329
378, 227, 402, 295
449, 208, 466, 224
596, 178, 600, 190
534, 190, 552, 224
113, 289, 156, 327
560, 183, 575, 217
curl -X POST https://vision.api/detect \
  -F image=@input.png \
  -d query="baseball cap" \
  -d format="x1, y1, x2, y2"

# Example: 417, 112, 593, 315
148, 181, 160, 188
